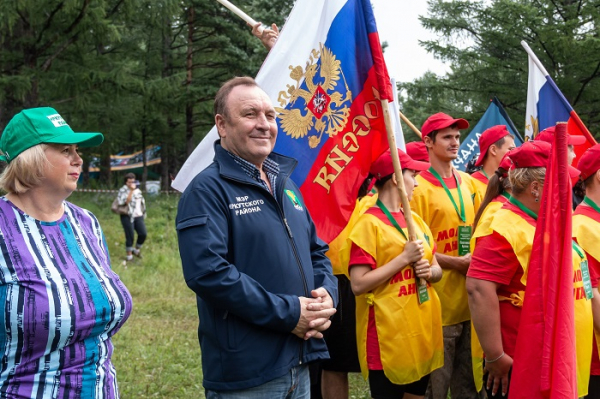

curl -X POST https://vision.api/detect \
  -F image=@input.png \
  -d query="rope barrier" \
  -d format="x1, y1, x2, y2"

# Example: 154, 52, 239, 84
75, 188, 181, 194
76, 189, 118, 193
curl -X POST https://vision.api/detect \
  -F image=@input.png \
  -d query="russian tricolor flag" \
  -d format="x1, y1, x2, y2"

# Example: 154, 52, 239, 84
174, 0, 393, 245
524, 42, 596, 167
271, 0, 392, 243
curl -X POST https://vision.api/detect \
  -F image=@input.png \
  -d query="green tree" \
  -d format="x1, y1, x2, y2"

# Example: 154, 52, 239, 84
399, 0, 600, 139
0, 0, 131, 125
0, 0, 294, 186
191, 0, 293, 146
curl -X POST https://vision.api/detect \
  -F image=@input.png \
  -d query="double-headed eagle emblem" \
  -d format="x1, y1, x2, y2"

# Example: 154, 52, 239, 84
276, 44, 352, 148
525, 115, 539, 141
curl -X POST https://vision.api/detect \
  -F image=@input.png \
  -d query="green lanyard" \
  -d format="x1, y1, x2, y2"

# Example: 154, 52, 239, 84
428, 167, 466, 223
583, 196, 600, 214
376, 200, 408, 240
481, 170, 489, 180
572, 240, 594, 300
508, 196, 538, 220
572, 240, 585, 260
376, 199, 430, 304
501, 191, 511, 201
508, 195, 585, 258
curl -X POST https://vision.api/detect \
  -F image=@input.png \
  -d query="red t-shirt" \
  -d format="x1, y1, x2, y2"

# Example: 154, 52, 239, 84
493, 193, 509, 205
350, 243, 382, 369
471, 170, 489, 185
419, 169, 461, 189
587, 252, 600, 289
468, 231, 525, 358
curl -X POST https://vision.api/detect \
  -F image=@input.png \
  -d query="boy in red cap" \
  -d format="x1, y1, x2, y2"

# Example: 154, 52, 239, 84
470, 125, 515, 200
410, 112, 482, 399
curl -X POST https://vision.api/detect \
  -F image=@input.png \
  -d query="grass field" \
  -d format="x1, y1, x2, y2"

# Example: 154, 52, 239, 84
69, 192, 371, 399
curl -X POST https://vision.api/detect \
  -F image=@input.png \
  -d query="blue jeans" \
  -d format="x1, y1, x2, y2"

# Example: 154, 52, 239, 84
205, 365, 309, 399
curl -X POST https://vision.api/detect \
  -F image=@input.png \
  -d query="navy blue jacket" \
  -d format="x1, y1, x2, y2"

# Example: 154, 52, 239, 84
176, 142, 338, 391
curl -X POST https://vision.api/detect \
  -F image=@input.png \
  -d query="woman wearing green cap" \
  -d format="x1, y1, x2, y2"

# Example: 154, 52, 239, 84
0, 107, 132, 398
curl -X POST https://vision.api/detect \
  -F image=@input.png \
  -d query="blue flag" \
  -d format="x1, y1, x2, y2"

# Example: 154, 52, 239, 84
452, 97, 523, 171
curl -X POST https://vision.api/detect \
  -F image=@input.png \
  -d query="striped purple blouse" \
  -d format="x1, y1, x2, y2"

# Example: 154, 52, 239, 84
0, 197, 132, 398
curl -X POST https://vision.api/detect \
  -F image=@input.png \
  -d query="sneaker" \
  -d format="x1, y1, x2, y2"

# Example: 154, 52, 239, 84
133, 249, 142, 258
126, 254, 133, 261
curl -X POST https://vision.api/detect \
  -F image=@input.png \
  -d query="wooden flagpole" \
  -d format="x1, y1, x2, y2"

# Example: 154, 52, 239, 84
216, 0, 263, 34
399, 111, 422, 139
382, 101, 417, 240
382, 99, 428, 301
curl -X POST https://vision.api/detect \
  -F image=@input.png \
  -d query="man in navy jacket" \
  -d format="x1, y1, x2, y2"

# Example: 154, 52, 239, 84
177, 76, 338, 398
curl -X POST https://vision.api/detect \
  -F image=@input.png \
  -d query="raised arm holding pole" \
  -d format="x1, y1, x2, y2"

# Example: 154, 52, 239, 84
216, 0, 279, 49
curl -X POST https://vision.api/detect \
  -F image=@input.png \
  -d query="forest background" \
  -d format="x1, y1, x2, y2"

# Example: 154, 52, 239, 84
0, 0, 599, 189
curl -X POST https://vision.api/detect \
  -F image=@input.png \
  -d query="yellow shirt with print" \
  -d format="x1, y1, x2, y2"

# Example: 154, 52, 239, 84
410, 169, 481, 326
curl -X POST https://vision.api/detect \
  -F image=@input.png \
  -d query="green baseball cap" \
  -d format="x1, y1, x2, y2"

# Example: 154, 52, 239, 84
0, 107, 104, 163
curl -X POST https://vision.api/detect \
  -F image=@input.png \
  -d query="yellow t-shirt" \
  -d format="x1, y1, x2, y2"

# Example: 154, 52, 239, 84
347, 209, 444, 385
410, 169, 480, 326
470, 171, 489, 201
470, 194, 510, 253
573, 207, 600, 267
328, 194, 378, 276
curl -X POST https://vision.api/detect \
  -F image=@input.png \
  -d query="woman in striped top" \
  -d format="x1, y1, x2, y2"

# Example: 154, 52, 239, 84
0, 107, 132, 398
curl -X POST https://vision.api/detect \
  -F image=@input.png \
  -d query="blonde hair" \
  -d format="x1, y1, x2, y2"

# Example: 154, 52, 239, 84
0, 144, 49, 194
508, 167, 546, 195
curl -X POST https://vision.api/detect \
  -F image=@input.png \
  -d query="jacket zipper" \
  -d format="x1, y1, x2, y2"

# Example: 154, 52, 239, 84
282, 214, 306, 366
225, 174, 309, 364
273, 176, 309, 366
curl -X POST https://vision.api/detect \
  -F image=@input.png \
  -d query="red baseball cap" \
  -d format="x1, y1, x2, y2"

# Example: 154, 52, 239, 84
474, 125, 511, 167
499, 153, 513, 171
577, 144, 600, 180
406, 141, 429, 162
370, 149, 430, 179
497, 153, 514, 178
506, 141, 551, 169
536, 126, 587, 146
421, 112, 469, 138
